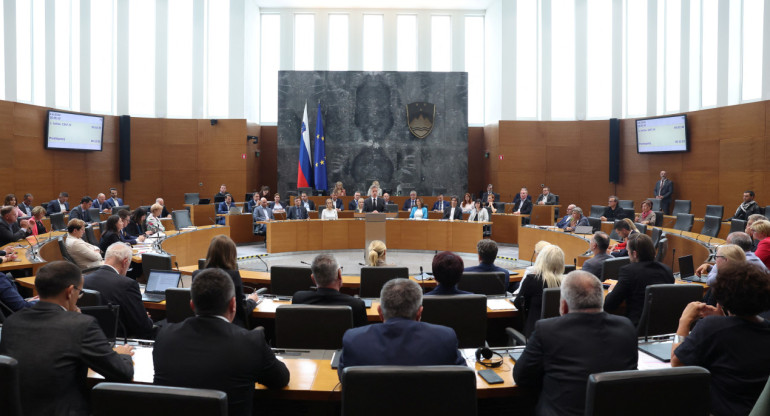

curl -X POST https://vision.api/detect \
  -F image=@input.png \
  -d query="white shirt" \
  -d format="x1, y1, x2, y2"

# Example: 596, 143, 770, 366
321, 209, 338, 220
413, 208, 424, 219
449, 207, 456, 221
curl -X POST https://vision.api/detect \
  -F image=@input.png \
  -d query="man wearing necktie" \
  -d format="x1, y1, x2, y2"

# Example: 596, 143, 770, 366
402, 191, 418, 211
654, 171, 674, 214
432, 194, 447, 212
364, 188, 385, 213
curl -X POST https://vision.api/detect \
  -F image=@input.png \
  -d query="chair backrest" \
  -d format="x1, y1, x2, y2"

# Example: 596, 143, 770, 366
114, 205, 130, 212
385, 203, 399, 213
183, 193, 201, 205
750, 376, 770, 416
648, 198, 661, 211
587, 217, 601, 233
541, 287, 561, 319
618, 200, 633, 209
589, 205, 605, 219
165, 288, 194, 324
674, 213, 695, 232
654, 238, 668, 262
275, 305, 353, 349
50, 212, 66, 231
730, 219, 747, 234
141, 253, 173, 282
633, 223, 647, 235
342, 366, 477, 416
766, 206, 770, 219
701, 215, 721, 238
457, 272, 506, 296
671, 200, 691, 215
563, 264, 576, 274
77, 288, 102, 307
421, 295, 487, 348
100, 221, 107, 231
359, 267, 409, 298
89, 207, 101, 220
654, 211, 664, 226
705, 205, 724, 220
585, 366, 710, 416
84, 225, 98, 246
493, 202, 506, 212
171, 210, 193, 230
91, 382, 228, 416
269, 266, 314, 296
139, 205, 152, 214
58, 236, 76, 263
650, 227, 662, 248
637, 284, 705, 337
0, 355, 22, 416
600, 257, 630, 282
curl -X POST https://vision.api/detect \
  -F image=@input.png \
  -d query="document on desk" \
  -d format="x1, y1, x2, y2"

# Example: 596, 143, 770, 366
487, 299, 517, 310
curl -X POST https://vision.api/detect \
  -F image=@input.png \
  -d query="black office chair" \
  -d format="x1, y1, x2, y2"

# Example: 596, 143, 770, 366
585, 367, 710, 416
654, 238, 668, 262
165, 288, 194, 324
766, 206, 770, 219
359, 267, 409, 298
183, 193, 200, 205
269, 266, 314, 297
58, 236, 77, 264
587, 217, 601, 233
457, 272, 506, 296
637, 284, 704, 337
50, 212, 66, 231
648, 198, 661, 211
730, 219, 747, 234
342, 366, 477, 416
421, 295, 487, 348
274, 305, 353, 349
84, 225, 99, 246
552, 194, 560, 219
622, 208, 635, 220
671, 200, 691, 216
114, 205, 130, 213
633, 223, 647, 235
563, 264, 576, 274
99, 221, 107, 232
89, 208, 102, 221
674, 213, 695, 232
541, 287, 561, 319
0, 355, 22, 416
589, 205, 605, 219
386, 203, 399, 213
701, 215, 721, 238
139, 205, 152, 215
600, 257, 630, 282
493, 202, 506, 213
171, 210, 194, 229
77, 288, 102, 307
618, 200, 633, 209
650, 227, 663, 248
141, 253, 173, 282
705, 205, 724, 220
654, 211, 664, 227
751, 377, 770, 416
91, 383, 228, 416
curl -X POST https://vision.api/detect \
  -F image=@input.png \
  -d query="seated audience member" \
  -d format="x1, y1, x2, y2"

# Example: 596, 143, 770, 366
146, 203, 165, 233
443, 196, 463, 221
338, 278, 466, 379
731, 190, 762, 221
409, 198, 428, 219
635, 199, 657, 225
84, 243, 155, 339
247, 192, 260, 213
330, 191, 344, 210
515, 241, 552, 295
402, 190, 418, 211
696, 232, 767, 285
536, 186, 557, 205
514, 244, 565, 337
332, 181, 346, 197
3, 194, 25, 217
485, 193, 498, 214
672, 261, 770, 416
751, 220, 770, 269
0, 261, 134, 416
216, 193, 235, 225
425, 251, 471, 296
382, 192, 391, 206
257, 185, 271, 200
432, 194, 448, 212
92, 193, 109, 212
563, 206, 589, 232
103, 187, 124, 211
460, 193, 475, 213
214, 184, 228, 201
348, 192, 362, 211
287, 196, 309, 220
580, 232, 612, 279
292, 253, 367, 328
355, 197, 366, 213
98, 215, 123, 254
609, 219, 638, 257
117, 209, 145, 244
512, 188, 532, 215
556, 204, 577, 229
154, 269, 289, 416
269, 193, 285, 213
363, 187, 385, 213
514, 271, 638, 416
253, 198, 274, 234
0, 246, 18, 263
464, 239, 511, 289
367, 240, 389, 266
65, 219, 103, 270
0, 271, 37, 312
468, 199, 489, 222
18, 193, 34, 217
0, 205, 31, 246
156, 198, 171, 218
604, 233, 674, 326
321, 198, 338, 220
47, 191, 70, 214
300, 192, 315, 211
29, 206, 47, 235
126, 207, 148, 237
480, 184, 499, 204
192, 235, 259, 328
600, 195, 626, 221
746, 213, 769, 251
69, 196, 96, 224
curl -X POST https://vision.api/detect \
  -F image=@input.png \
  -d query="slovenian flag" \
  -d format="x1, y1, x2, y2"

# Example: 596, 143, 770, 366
297, 102, 313, 188
314, 103, 328, 191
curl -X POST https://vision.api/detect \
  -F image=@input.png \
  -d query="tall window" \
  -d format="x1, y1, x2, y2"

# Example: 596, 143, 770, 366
54, 0, 72, 109
167, 0, 193, 118
294, 14, 314, 70
700, 0, 718, 108
516, 0, 538, 118
206, 0, 229, 117
32, 0, 45, 105
128, 0, 155, 115
328, 14, 349, 71
0, 0, 7, 100
91, 0, 114, 114
260, 14, 280, 123
362, 14, 383, 71
431, 15, 451, 71
396, 14, 417, 71
625, 0, 647, 116
551, 0, 575, 119
742, 0, 764, 101
586, 0, 612, 119
16, 0, 31, 103
664, 0, 681, 113
727, 0, 741, 104
688, 0, 701, 110
465, 16, 484, 124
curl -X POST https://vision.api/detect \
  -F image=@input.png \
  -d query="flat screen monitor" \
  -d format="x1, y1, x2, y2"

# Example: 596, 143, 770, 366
635, 114, 688, 154
45, 110, 104, 151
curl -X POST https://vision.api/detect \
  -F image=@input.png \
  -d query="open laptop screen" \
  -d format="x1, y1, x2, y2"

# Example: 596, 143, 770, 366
146, 270, 181, 294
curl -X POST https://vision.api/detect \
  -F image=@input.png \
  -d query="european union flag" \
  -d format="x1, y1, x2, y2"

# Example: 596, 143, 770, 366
313, 103, 328, 191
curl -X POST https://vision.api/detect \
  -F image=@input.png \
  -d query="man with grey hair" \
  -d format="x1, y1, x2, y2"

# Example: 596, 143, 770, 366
695, 231, 768, 285
292, 253, 367, 327
556, 204, 577, 228
403, 190, 419, 210
337, 278, 466, 380
252, 197, 274, 234
514, 271, 637, 416
580, 232, 613, 279
84, 242, 155, 339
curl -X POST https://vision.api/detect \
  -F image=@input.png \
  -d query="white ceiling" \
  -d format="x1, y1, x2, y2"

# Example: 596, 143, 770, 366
255, 0, 493, 10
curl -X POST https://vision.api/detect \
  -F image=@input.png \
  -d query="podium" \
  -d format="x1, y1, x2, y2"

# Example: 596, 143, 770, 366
530, 204, 560, 226
364, 213, 387, 257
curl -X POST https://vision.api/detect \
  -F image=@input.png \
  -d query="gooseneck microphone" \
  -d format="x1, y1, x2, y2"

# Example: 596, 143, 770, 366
256, 254, 269, 272
671, 248, 676, 272
530, 250, 537, 265
300, 261, 311, 266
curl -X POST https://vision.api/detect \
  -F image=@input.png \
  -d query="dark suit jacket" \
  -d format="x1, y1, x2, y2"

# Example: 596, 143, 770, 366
246, 199, 259, 213
424, 284, 471, 296
268, 201, 286, 211
118, 228, 139, 245
104, 197, 124, 210
512, 199, 533, 215
432, 200, 449, 211
602, 205, 626, 221
512, 194, 532, 205
338, 317, 466, 380
69, 205, 93, 223
480, 191, 500, 202
292, 287, 368, 327
47, 199, 70, 214
217, 201, 235, 214
192, 269, 256, 328
580, 252, 613, 279
402, 198, 419, 211
654, 179, 674, 212
0, 272, 35, 312
125, 220, 145, 237
604, 261, 674, 325
331, 198, 343, 210
513, 273, 555, 337
18, 202, 33, 216
84, 265, 155, 339
443, 206, 463, 220
536, 194, 557, 205
0, 219, 29, 246
300, 200, 316, 211
286, 205, 309, 220
99, 230, 121, 254
92, 199, 107, 211
348, 199, 360, 211
153, 316, 290, 416
513, 312, 638, 416
363, 197, 385, 213
0, 301, 133, 416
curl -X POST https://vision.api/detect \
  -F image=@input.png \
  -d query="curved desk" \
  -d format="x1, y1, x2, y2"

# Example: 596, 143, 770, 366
655, 227, 724, 273
518, 226, 595, 265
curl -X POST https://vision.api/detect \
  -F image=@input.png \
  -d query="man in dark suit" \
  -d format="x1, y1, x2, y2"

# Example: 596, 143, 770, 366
69, 196, 97, 224
246, 193, 260, 213
214, 184, 228, 201
363, 188, 385, 213
443, 196, 463, 220
580, 232, 613, 279
47, 191, 70, 214
600, 195, 626, 221
0, 271, 36, 311
103, 187, 124, 211
514, 271, 638, 416
92, 192, 109, 212
338, 278, 466, 380
512, 188, 533, 215
654, 170, 674, 214
18, 193, 34, 216
604, 233, 674, 326
299, 192, 316, 211
156, 197, 171, 218
348, 191, 362, 211
432, 194, 448, 212
0, 261, 134, 416
83, 243, 155, 339
292, 253, 368, 327
403, 190, 419, 211
536, 186, 557, 205
153, 268, 290, 416
286, 197, 309, 220
252, 198, 274, 234
480, 184, 499, 203
331, 192, 344, 210
0, 205, 31, 246
464, 239, 512, 289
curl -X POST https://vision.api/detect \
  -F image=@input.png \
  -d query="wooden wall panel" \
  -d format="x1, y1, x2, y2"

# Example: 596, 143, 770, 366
467, 126, 484, 194
258, 126, 278, 193
246, 123, 261, 193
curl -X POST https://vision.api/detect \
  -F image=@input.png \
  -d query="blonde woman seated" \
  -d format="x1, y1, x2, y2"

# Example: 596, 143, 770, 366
65, 218, 104, 270
321, 198, 338, 220
467, 200, 489, 222
513, 244, 565, 337
333, 181, 347, 197
146, 203, 166, 233
355, 198, 366, 213
514, 240, 552, 295
635, 199, 657, 225
409, 198, 428, 219
367, 240, 389, 266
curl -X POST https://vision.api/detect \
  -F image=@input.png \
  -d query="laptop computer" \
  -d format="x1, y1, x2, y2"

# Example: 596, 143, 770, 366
638, 342, 673, 362
678, 255, 703, 282
80, 304, 120, 346
228, 206, 242, 215
198, 198, 210, 205
142, 269, 182, 302
574, 225, 594, 234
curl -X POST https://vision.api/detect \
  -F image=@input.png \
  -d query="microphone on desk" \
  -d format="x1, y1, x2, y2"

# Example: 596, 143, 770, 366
208, 217, 218, 226
256, 254, 270, 273
255, 287, 268, 295
300, 261, 311, 266
358, 262, 366, 266
671, 248, 676, 272
573, 258, 577, 269
530, 250, 536, 265
174, 261, 180, 271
